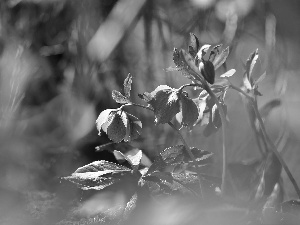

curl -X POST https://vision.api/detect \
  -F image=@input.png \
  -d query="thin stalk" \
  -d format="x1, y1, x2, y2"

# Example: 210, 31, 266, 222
229, 84, 300, 198
252, 102, 300, 198
203, 82, 229, 196
128, 102, 203, 197
167, 121, 203, 198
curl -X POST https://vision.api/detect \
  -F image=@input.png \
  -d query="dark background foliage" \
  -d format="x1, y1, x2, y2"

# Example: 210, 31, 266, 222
0, 0, 300, 224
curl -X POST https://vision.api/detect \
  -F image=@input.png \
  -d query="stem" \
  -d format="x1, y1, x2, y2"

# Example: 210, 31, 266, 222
129, 102, 203, 197
230, 84, 268, 156
252, 102, 300, 198
229, 84, 252, 101
203, 82, 229, 196
167, 122, 203, 198
229, 84, 300, 198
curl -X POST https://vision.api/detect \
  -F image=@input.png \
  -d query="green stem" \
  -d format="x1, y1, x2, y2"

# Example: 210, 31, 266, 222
203, 82, 229, 196
252, 102, 300, 198
229, 84, 300, 198
167, 122, 203, 198
129, 102, 203, 197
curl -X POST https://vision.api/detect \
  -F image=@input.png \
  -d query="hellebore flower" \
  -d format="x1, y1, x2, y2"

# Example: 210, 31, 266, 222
96, 109, 142, 143
172, 33, 231, 85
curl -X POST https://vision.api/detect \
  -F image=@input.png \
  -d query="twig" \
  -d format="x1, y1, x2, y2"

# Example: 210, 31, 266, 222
127, 102, 204, 197
167, 121, 203, 198
252, 102, 300, 198
203, 82, 229, 196
229, 84, 300, 198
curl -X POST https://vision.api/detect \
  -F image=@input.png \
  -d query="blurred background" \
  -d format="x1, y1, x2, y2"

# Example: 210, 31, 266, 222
0, 0, 300, 224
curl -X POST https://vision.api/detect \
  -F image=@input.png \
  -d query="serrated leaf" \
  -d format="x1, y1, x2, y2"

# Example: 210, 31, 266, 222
124, 113, 142, 142
220, 69, 236, 78
188, 33, 200, 57
212, 46, 229, 70
190, 147, 213, 163
148, 88, 180, 124
123, 73, 133, 98
172, 173, 198, 185
160, 145, 185, 165
112, 90, 130, 104
160, 145, 212, 166
107, 111, 127, 143
123, 193, 137, 220
96, 109, 116, 135
151, 171, 174, 183
146, 155, 167, 175
179, 94, 199, 128
63, 160, 132, 190
173, 48, 197, 82
173, 48, 203, 83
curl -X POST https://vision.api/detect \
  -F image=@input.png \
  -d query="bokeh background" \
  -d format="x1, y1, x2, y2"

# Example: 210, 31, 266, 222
0, 0, 300, 224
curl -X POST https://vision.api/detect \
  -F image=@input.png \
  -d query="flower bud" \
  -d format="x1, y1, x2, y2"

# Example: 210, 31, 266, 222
199, 60, 215, 84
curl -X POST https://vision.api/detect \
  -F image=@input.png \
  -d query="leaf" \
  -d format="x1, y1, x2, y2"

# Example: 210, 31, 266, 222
220, 69, 236, 78
123, 73, 133, 98
244, 49, 259, 89
63, 160, 132, 190
160, 145, 185, 165
173, 48, 203, 83
258, 99, 281, 119
278, 199, 300, 216
171, 173, 201, 194
262, 153, 282, 197
146, 171, 174, 184
179, 94, 199, 128
193, 96, 208, 126
146, 155, 167, 175
212, 46, 229, 70
203, 103, 227, 137
123, 193, 137, 220
248, 49, 259, 78
190, 147, 213, 164
127, 150, 143, 167
199, 61, 215, 84
139, 85, 172, 103
160, 145, 212, 166
148, 88, 180, 124
188, 33, 200, 57
123, 113, 142, 142
263, 183, 283, 209
112, 90, 130, 104
173, 48, 196, 81
254, 71, 266, 85
96, 109, 115, 135
106, 111, 127, 143
113, 150, 127, 164
172, 173, 198, 185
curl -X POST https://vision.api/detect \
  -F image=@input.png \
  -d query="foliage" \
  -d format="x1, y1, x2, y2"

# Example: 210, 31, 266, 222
64, 33, 300, 224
